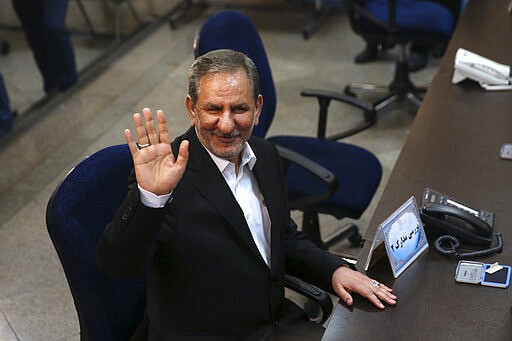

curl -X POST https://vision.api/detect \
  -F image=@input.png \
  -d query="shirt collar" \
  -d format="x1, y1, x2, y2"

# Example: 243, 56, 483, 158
197, 131, 257, 173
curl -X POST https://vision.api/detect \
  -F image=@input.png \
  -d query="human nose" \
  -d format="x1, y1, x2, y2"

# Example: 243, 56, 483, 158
217, 110, 235, 133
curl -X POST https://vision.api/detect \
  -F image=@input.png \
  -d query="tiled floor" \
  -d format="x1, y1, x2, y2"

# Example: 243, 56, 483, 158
0, 4, 440, 340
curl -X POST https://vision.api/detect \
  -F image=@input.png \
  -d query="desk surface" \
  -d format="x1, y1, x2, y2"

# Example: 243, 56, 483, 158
323, 1, 512, 340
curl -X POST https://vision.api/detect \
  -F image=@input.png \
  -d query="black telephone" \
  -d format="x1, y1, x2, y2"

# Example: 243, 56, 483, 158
421, 204, 492, 245
420, 188, 502, 259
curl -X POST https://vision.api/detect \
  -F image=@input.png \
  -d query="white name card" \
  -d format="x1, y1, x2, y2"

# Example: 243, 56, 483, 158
365, 197, 429, 278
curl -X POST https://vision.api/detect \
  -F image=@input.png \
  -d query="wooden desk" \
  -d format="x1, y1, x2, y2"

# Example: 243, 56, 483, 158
323, 1, 512, 339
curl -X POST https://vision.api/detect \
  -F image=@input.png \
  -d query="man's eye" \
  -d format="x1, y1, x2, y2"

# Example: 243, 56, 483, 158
233, 106, 249, 113
206, 108, 221, 113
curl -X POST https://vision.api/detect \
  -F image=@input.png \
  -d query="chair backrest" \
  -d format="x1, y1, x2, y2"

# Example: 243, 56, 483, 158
349, 0, 456, 44
193, 10, 276, 139
46, 144, 146, 341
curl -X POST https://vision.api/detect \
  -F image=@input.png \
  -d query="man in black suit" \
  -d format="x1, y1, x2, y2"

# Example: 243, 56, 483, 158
97, 49, 396, 340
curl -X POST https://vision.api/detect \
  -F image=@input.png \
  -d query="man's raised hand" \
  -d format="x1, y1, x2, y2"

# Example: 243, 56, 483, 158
125, 108, 189, 195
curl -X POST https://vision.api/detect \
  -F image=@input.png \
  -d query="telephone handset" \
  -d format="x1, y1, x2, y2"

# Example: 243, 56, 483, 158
421, 204, 492, 246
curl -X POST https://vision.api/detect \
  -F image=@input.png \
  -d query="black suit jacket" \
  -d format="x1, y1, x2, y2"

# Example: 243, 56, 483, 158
97, 127, 346, 339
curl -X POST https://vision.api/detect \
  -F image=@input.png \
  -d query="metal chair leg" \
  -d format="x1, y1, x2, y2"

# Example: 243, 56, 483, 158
126, 0, 142, 25
75, 0, 97, 35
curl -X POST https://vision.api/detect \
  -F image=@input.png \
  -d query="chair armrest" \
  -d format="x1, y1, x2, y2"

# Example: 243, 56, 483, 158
301, 88, 376, 140
275, 144, 338, 209
285, 274, 334, 325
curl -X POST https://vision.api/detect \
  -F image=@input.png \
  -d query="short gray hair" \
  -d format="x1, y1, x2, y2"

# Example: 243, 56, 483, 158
188, 49, 260, 106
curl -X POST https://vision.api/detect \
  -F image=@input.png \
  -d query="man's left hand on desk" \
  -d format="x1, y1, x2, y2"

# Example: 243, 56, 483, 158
332, 266, 397, 309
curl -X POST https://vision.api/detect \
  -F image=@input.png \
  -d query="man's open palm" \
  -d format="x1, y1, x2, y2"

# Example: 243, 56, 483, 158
125, 108, 189, 195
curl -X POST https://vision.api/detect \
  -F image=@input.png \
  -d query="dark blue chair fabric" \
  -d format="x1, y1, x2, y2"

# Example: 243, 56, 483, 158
194, 11, 382, 246
271, 136, 381, 217
356, 0, 456, 40
0, 73, 14, 138
46, 144, 146, 341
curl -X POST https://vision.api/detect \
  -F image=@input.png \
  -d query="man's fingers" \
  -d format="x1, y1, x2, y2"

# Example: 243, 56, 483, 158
364, 283, 396, 309
378, 283, 394, 293
367, 292, 386, 309
124, 129, 139, 156
375, 287, 397, 304
135, 108, 170, 146
134, 113, 148, 145
157, 110, 171, 145
336, 283, 353, 306
176, 140, 189, 167
143, 108, 158, 145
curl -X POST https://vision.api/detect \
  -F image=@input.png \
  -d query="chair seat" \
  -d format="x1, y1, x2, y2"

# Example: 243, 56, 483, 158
268, 136, 382, 217
361, 1, 455, 39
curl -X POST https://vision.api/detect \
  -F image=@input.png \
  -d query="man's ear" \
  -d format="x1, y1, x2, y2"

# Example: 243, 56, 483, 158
185, 95, 196, 126
254, 94, 263, 126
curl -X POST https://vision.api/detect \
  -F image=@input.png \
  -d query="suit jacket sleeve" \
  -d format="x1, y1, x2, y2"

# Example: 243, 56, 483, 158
96, 169, 167, 279
283, 218, 349, 294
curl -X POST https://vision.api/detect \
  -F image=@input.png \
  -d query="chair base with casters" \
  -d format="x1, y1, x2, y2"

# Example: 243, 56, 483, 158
74, 0, 143, 42
345, 43, 427, 113
345, 0, 457, 114
302, 0, 343, 40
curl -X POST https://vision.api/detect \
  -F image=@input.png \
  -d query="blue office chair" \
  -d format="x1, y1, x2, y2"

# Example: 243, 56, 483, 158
46, 145, 146, 341
194, 10, 383, 250
345, 0, 458, 113
46, 144, 337, 340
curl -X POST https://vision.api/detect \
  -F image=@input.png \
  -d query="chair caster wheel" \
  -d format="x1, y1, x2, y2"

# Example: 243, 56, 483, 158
344, 86, 356, 97
0, 41, 10, 55
349, 231, 362, 247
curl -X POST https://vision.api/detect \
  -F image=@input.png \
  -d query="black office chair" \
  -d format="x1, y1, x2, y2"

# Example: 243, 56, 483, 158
194, 10, 383, 251
0, 39, 14, 138
345, 0, 457, 113
46, 144, 335, 340
302, 0, 343, 39
74, 0, 143, 41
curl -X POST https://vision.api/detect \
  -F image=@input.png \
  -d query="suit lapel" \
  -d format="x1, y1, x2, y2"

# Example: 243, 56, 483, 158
180, 128, 266, 265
